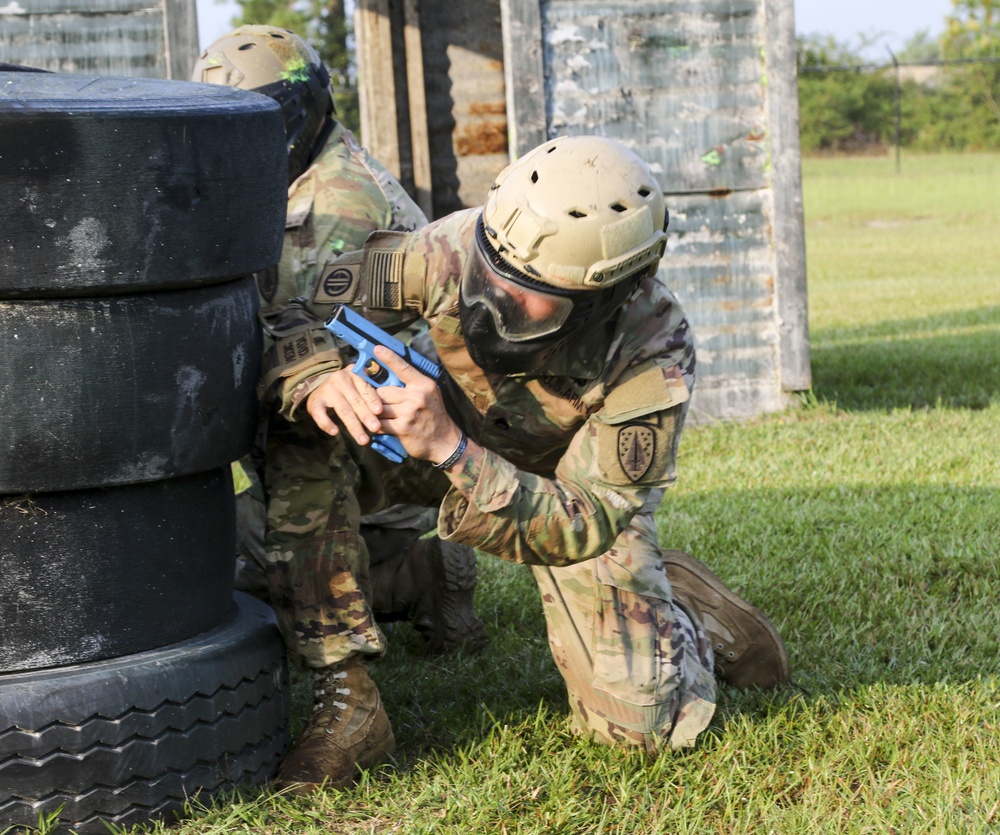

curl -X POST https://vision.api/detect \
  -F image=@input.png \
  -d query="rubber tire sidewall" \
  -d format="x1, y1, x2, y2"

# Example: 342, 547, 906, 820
0, 469, 238, 673
0, 276, 261, 493
0, 592, 290, 834
0, 72, 286, 297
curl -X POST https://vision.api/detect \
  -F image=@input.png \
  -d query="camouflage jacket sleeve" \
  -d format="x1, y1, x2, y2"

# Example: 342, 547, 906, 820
437, 339, 694, 568
262, 125, 428, 415
259, 124, 427, 320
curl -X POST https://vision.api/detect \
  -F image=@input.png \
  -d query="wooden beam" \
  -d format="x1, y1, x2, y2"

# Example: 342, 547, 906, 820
764, 0, 811, 392
356, 0, 402, 178
499, 0, 546, 158
163, 0, 200, 80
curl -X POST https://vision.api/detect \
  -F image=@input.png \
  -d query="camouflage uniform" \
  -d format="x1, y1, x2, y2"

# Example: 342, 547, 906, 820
256, 123, 426, 320
269, 208, 717, 752
238, 121, 427, 642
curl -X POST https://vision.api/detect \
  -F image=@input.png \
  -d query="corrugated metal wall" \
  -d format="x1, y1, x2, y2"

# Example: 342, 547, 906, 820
0, 0, 198, 80
505, 0, 809, 420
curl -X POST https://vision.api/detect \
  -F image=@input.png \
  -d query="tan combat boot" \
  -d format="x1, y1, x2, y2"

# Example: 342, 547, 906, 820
369, 536, 489, 654
664, 550, 790, 689
275, 655, 395, 793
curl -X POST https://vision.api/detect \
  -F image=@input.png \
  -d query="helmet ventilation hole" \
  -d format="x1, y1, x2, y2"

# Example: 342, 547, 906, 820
531, 171, 539, 183
238, 43, 255, 50
638, 187, 651, 197
568, 210, 587, 218
610, 203, 627, 212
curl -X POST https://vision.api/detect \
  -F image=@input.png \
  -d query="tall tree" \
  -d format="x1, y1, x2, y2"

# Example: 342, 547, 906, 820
234, 0, 359, 132
943, 0, 1000, 57
940, 0, 1000, 143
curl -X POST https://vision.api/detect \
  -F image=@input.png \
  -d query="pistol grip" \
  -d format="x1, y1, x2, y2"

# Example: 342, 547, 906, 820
371, 433, 407, 463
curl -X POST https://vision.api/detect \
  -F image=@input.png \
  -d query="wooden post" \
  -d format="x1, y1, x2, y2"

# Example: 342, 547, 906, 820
164, 0, 200, 80
765, 0, 811, 393
355, 0, 432, 214
403, 0, 433, 218
356, 0, 402, 178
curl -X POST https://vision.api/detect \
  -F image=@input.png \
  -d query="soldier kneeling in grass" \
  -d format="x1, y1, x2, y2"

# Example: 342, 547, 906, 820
264, 135, 791, 791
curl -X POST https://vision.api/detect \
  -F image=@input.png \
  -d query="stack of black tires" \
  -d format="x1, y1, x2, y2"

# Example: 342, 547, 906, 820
0, 71, 291, 833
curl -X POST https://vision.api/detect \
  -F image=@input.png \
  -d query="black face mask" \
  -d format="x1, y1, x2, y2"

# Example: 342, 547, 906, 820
458, 218, 649, 375
459, 293, 571, 375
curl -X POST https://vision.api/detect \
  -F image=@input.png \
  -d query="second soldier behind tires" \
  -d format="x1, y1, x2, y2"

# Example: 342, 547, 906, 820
191, 24, 489, 788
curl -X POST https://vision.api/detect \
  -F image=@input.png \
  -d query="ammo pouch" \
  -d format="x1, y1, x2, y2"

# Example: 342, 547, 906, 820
258, 301, 344, 404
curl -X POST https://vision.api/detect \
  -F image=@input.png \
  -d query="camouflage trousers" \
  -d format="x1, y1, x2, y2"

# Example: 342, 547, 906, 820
532, 495, 716, 752
261, 413, 716, 752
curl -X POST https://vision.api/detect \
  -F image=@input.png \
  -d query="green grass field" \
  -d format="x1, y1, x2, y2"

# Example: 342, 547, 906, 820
39, 154, 1000, 834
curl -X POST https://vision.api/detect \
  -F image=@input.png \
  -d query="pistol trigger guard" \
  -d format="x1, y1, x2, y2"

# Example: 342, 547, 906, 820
351, 354, 400, 388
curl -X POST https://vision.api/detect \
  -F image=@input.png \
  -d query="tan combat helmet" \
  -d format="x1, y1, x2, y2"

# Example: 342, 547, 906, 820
480, 135, 667, 292
461, 136, 668, 374
191, 25, 334, 183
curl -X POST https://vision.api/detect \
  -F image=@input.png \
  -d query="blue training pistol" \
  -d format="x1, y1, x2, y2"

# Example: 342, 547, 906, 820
325, 304, 441, 463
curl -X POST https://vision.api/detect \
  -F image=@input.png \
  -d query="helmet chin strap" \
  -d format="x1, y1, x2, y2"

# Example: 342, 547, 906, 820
302, 117, 335, 177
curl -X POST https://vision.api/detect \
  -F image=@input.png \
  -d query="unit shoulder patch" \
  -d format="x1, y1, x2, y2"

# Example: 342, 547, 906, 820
617, 423, 657, 482
311, 250, 362, 315
593, 363, 689, 487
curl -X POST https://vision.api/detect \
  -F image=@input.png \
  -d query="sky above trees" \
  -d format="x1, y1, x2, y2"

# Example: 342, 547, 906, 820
195, 0, 956, 59
794, 0, 952, 57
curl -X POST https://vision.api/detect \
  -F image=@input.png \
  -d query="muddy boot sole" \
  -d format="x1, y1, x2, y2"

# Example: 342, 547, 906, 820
274, 659, 396, 794
415, 539, 489, 655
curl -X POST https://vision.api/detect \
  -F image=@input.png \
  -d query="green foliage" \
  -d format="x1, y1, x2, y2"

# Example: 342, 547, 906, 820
797, 35, 900, 153
907, 64, 1000, 150
797, 4, 1000, 154
897, 29, 942, 62
943, 0, 1000, 58
233, 0, 360, 132
925, 0, 1000, 150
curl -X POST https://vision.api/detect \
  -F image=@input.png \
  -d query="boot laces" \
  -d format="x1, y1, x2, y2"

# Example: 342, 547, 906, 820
715, 641, 736, 661
312, 669, 351, 729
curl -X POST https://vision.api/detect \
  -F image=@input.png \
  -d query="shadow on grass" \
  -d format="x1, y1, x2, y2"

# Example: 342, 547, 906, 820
153, 477, 1000, 832
810, 305, 1000, 411
371, 558, 565, 770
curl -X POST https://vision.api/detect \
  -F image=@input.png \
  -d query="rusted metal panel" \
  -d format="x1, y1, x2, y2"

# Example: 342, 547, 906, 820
357, 0, 808, 418
664, 190, 786, 419
0, 0, 198, 79
1, 10, 167, 76
1, 0, 153, 11
529, 0, 807, 418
